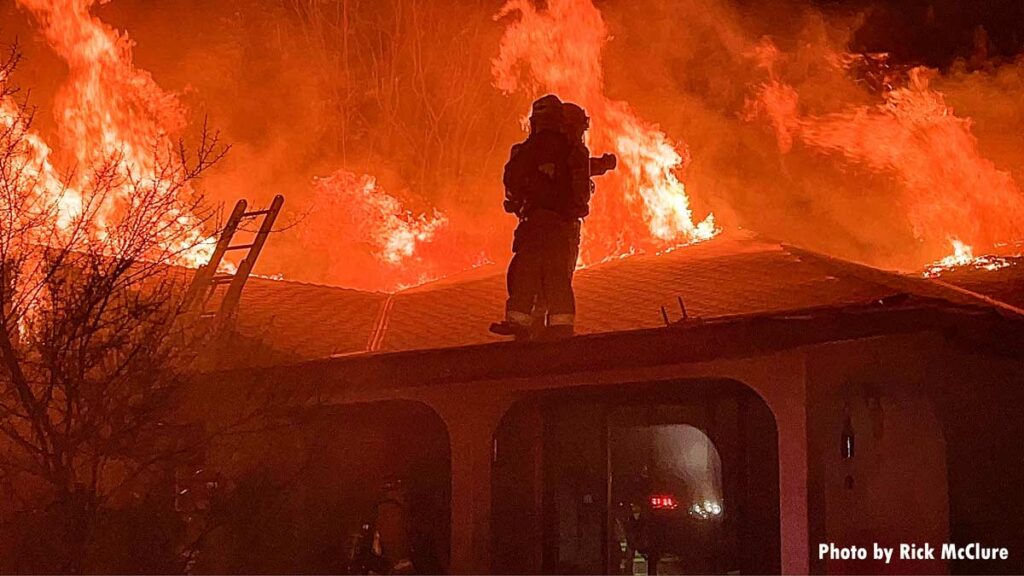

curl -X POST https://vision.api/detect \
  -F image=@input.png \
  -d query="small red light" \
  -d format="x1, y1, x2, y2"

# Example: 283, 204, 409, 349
649, 494, 678, 510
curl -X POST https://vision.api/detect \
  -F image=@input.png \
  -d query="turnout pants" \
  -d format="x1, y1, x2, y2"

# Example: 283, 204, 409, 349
527, 218, 581, 328
505, 210, 578, 329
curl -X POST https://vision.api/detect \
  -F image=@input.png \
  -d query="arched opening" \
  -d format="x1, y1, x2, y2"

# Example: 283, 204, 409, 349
609, 424, 724, 574
492, 379, 780, 575
196, 400, 451, 574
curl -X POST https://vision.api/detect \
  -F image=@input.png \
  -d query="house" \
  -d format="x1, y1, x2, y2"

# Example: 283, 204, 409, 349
196, 231, 1024, 574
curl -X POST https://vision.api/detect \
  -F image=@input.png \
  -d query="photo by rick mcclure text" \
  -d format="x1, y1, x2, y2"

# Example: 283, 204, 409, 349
820, 542, 1011, 564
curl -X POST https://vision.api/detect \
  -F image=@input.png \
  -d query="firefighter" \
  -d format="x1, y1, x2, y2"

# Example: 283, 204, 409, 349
490, 94, 586, 340
522, 102, 618, 336
561, 102, 616, 277
562, 103, 617, 179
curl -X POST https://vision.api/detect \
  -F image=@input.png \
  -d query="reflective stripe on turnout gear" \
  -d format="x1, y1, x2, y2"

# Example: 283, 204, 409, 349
506, 310, 534, 327
548, 313, 575, 326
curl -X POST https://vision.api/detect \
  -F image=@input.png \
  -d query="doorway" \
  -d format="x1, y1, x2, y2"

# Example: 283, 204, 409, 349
492, 379, 781, 574
609, 423, 724, 575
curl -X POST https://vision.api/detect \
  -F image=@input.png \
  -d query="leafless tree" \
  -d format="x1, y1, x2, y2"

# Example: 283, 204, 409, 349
0, 42, 243, 572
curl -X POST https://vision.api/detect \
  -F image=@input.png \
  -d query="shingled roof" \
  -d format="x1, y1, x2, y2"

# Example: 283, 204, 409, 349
928, 256, 1024, 312
222, 231, 1016, 367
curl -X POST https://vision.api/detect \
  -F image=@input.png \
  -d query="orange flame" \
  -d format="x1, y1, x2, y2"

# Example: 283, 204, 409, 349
302, 169, 487, 292
0, 89, 81, 227
493, 0, 717, 266
8, 0, 217, 266
747, 43, 1024, 267
923, 238, 1013, 278
314, 170, 448, 267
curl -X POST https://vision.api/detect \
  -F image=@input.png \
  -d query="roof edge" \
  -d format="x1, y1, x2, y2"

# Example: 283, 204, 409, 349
203, 297, 1019, 392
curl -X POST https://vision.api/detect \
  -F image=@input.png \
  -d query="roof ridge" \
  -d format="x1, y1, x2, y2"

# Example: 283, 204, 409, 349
367, 294, 396, 352
247, 274, 385, 295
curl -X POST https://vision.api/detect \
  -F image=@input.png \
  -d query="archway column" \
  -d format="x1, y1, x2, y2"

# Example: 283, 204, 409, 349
409, 351, 810, 575
424, 386, 513, 575
746, 354, 810, 575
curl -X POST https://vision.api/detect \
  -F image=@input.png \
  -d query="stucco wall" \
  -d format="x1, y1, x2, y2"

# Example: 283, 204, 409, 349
317, 350, 811, 574
805, 334, 950, 575
933, 346, 1024, 575
206, 328, 1002, 575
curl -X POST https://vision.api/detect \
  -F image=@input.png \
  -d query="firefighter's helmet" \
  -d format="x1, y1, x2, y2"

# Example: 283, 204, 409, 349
530, 94, 563, 132
562, 102, 589, 133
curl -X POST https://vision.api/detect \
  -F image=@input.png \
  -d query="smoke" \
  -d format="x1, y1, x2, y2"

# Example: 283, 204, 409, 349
6, 0, 1024, 287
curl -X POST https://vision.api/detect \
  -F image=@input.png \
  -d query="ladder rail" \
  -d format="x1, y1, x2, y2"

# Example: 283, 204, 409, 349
182, 199, 247, 313
182, 195, 284, 333
217, 194, 284, 319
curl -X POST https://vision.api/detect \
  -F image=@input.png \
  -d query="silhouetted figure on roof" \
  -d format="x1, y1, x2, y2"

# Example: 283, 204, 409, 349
501, 102, 617, 338
489, 95, 580, 340
560, 100, 617, 283
491, 97, 615, 341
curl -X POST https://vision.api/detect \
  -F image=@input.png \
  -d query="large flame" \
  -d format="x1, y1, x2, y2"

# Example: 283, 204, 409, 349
313, 170, 448, 268
13, 0, 1021, 291
6, 0, 216, 265
492, 0, 717, 265
301, 169, 487, 292
746, 43, 1024, 269
0, 87, 80, 227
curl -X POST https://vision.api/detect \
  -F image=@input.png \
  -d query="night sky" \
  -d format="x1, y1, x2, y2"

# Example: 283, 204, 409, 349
814, 0, 1024, 65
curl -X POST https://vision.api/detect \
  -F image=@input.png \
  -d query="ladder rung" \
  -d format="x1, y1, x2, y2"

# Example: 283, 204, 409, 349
199, 312, 217, 319
210, 275, 235, 285
241, 209, 273, 217
224, 244, 254, 251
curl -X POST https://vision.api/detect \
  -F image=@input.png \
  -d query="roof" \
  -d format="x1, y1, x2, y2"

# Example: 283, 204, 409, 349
222, 231, 1017, 366
232, 277, 388, 362
929, 256, 1024, 312
215, 301, 1023, 396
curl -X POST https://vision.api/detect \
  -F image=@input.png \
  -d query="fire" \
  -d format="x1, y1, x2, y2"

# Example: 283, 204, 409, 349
13, 0, 1018, 292
0, 90, 81, 228
923, 238, 1013, 278
302, 169, 486, 292
6, 0, 217, 266
313, 170, 448, 267
746, 45, 1024, 266
941, 239, 977, 269
493, 0, 717, 266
